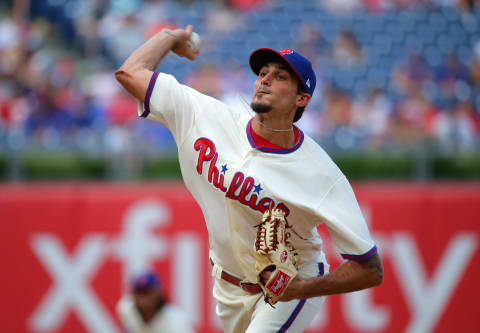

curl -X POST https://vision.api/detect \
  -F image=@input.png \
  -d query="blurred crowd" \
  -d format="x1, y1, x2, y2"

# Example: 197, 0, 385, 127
1, 0, 479, 158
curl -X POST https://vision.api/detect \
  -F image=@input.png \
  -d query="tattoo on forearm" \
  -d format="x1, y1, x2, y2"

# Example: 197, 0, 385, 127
362, 254, 384, 278
163, 31, 177, 39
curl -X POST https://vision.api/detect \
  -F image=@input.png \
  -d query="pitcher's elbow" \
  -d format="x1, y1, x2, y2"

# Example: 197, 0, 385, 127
115, 68, 130, 86
374, 263, 384, 286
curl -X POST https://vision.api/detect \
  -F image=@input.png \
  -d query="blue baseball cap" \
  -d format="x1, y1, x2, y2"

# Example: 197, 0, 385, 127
249, 48, 316, 96
131, 271, 160, 291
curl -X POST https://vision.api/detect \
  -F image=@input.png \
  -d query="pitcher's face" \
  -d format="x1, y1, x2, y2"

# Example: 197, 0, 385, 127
251, 62, 300, 114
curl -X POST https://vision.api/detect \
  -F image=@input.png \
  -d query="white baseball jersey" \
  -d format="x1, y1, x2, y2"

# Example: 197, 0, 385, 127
116, 296, 194, 333
138, 71, 377, 332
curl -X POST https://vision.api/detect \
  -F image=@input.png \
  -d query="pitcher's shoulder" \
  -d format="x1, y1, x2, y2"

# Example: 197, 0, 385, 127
299, 134, 345, 179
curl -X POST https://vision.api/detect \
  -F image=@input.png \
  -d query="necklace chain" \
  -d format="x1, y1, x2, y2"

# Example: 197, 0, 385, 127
255, 119, 294, 132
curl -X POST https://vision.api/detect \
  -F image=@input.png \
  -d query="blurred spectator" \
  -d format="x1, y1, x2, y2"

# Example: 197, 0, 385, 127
435, 54, 472, 102
323, 0, 361, 14
99, 12, 145, 66
206, 2, 243, 34
73, 0, 108, 59
0, 84, 30, 130
391, 0, 427, 10
457, 0, 480, 12
321, 86, 361, 149
434, 101, 478, 152
116, 270, 194, 333
0, 0, 479, 175
352, 88, 393, 148
331, 30, 365, 68
185, 63, 223, 98
294, 24, 329, 69
392, 53, 432, 97
362, 0, 390, 12
228, 0, 268, 12
390, 90, 436, 146
106, 91, 138, 125
141, 0, 178, 40
470, 41, 480, 89
220, 61, 250, 94
326, 87, 354, 128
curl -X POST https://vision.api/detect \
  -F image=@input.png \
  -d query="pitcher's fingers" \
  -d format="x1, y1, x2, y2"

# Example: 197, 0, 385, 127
185, 24, 193, 36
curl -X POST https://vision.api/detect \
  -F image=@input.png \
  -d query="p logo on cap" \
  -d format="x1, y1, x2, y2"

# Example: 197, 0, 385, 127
280, 49, 294, 55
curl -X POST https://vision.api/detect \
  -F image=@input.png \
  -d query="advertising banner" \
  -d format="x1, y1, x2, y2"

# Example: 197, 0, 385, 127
1, 182, 479, 333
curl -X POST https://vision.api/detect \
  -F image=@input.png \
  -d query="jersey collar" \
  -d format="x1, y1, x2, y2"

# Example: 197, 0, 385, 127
246, 118, 304, 154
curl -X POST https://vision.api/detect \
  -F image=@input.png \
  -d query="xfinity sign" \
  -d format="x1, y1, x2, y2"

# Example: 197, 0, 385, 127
27, 198, 478, 333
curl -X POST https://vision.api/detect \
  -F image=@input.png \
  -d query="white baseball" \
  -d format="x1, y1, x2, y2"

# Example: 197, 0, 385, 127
186, 32, 201, 51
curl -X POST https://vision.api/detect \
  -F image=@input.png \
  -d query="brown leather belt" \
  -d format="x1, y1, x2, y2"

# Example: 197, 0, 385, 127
210, 258, 262, 294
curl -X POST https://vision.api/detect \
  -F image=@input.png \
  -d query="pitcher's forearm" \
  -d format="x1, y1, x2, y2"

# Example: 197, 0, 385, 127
304, 253, 383, 298
115, 25, 198, 101
115, 30, 176, 100
121, 30, 177, 72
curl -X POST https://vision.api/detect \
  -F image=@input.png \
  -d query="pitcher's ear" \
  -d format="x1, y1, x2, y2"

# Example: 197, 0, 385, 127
296, 92, 311, 108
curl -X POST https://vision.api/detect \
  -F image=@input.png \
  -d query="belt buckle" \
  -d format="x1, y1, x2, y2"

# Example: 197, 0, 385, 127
239, 281, 249, 290
240, 281, 256, 292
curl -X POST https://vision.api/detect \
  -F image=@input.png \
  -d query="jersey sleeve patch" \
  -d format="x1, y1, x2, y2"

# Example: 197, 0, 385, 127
141, 70, 160, 118
341, 245, 377, 260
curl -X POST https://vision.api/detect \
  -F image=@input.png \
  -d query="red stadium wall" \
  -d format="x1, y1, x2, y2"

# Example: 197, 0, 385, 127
1, 182, 479, 333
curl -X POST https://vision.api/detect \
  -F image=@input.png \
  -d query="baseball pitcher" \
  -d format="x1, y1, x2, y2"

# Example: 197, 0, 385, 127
116, 24, 383, 333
